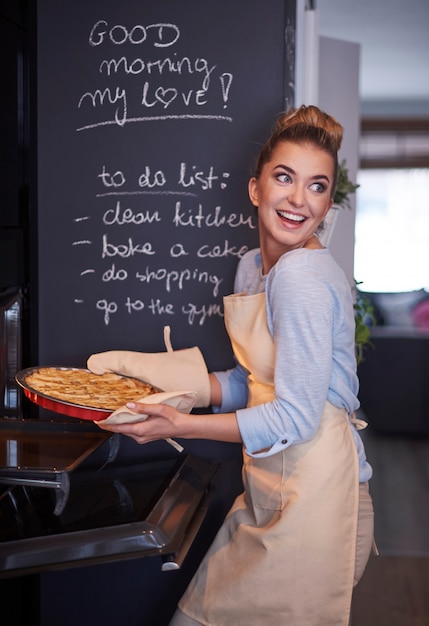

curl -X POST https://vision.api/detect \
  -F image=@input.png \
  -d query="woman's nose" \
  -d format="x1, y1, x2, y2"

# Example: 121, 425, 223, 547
288, 184, 305, 206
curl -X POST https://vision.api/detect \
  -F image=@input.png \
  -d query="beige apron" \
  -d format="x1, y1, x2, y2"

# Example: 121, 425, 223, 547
179, 292, 359, 626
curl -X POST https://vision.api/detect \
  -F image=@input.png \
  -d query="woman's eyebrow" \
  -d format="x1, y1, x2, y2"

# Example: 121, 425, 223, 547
312, 174, 330, 182
274, 164, 330, 183
273, 164, 295, 174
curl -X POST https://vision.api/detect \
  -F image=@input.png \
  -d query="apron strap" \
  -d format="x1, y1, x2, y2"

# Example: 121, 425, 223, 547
349, 412, 368, 431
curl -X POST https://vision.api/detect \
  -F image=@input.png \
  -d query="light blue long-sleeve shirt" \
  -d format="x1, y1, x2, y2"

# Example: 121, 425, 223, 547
213, 248, 372, 482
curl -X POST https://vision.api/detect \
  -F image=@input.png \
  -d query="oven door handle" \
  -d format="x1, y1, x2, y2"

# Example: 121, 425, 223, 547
161, 489, 212, 571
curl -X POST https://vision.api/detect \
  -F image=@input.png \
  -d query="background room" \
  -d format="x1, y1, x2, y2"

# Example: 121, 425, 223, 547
319, 1, 429, 624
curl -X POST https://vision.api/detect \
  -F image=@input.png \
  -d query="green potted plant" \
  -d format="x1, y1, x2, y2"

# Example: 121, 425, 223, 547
353, 282, 376, 364
319, 159, 373, 360
334, 159, 360, 210
318, 159, 360, 247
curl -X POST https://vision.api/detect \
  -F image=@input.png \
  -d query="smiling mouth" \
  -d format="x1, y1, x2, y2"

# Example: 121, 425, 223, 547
276, 209, 306, 223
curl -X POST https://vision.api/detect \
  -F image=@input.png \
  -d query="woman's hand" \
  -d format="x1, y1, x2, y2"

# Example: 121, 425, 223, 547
96, 401, 186, 445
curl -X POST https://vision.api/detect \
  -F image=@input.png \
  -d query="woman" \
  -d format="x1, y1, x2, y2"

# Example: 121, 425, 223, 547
88, 105, 374, 625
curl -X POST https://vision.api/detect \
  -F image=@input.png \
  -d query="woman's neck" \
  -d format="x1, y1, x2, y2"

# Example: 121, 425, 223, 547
260, 235, 323, 274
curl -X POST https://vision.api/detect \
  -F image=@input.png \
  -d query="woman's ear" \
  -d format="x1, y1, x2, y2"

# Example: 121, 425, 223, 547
248, 177, 259, 207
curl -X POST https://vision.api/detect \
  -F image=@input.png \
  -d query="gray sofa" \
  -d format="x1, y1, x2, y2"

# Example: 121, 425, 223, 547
357, 290, 429, 435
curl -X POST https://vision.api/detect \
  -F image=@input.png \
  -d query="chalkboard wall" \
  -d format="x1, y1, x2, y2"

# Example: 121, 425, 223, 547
37, 0, 296, 371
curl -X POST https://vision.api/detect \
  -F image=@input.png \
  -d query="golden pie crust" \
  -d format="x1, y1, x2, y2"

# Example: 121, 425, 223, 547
24, 367, 158, 411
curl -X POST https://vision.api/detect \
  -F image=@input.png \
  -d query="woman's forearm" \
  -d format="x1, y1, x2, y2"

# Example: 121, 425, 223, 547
183, 410, 242, 444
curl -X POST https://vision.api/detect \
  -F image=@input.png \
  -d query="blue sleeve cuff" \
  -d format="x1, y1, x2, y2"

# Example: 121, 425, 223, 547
211, 364, 249, 413
236, 403, 297, 458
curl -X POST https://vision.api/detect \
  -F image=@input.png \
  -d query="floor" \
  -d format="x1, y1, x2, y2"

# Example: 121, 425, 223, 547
351, 421, 429, 625
361, 424, 429, 556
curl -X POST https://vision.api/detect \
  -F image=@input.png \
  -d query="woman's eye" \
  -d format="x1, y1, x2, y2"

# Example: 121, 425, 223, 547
276, 173, 291, 183
309, 182, 327, 193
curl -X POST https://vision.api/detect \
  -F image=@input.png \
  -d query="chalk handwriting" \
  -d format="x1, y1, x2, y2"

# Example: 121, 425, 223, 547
103, 201, 162, 226
124, 297, 183, 316
100, 56, 216, 91
148, 298, 175, 315
135, 266, 223, 297
178, 163, 223, 190
170, 243, 189, 257
96, 299, 118, 325
124, 297, 145, 314
197, 241, 249, 259
97, 163, 230, 194
77, 114, 233, 133
138, 167, 166, 188
182, 302, 224, 326
141, 83, 208, 109
98, 166, 126, 188
220, 73, 233, 109
89, 21, 181, 49
78, 87, 127, 126
173, 202, 256, 228
78, 20, 234, 130
74, 18, 255, 336
95, 297, 224, 326
102, 235, 156, 258
102, 263, 128, 281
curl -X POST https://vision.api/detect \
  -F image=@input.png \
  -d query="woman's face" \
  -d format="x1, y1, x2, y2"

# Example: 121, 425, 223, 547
249, 140, 334, 264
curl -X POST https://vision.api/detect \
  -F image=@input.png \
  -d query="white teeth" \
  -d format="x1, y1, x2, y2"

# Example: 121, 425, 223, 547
277, 210, 305, 222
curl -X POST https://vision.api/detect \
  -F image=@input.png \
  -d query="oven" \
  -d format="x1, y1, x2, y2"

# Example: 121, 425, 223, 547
0, 418, 217, 579
0, 288, 22, 418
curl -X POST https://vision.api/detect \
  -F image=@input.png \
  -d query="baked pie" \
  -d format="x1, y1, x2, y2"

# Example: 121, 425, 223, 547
24, 367, 158, 411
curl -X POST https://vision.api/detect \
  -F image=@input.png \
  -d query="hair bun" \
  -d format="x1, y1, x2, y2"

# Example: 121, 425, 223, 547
274, 105, 343, 152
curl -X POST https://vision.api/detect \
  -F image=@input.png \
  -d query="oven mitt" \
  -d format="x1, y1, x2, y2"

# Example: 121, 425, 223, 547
87, 326, 211, 408
98, 390, 199, 453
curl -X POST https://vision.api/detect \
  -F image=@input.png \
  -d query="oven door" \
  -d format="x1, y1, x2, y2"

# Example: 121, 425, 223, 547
0, 419, 217, 578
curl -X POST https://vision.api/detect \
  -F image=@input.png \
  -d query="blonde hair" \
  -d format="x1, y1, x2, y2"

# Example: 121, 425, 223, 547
254, 105, 344, 196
